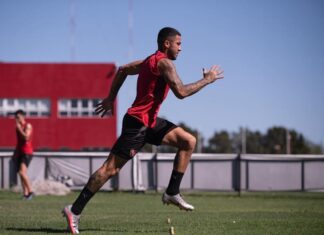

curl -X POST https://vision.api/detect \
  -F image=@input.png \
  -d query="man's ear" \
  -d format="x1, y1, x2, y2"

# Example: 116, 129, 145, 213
164, 40, 170, 49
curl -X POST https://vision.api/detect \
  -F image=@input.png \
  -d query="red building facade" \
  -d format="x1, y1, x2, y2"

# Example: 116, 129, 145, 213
0, 62, 117, 150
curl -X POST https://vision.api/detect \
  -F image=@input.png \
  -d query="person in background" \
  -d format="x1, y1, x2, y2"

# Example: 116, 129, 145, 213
13, 109, 34, 200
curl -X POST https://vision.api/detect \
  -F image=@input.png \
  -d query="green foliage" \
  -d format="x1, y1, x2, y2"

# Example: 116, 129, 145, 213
140, 120, 322, 154
289, 130, 311, 154
246, 130, 265, 153
202, 126, 322, 154
204, 130, 234, 153
263, 126, 287, 154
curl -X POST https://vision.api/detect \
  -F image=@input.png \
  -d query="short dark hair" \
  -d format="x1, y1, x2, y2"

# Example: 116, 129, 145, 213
157, 27, 181, 50
15, 109, 26, 117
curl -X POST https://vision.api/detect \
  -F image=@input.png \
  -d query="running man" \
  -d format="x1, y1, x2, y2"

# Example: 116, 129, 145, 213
63, 27, 224, 234
13, 109, 34, 200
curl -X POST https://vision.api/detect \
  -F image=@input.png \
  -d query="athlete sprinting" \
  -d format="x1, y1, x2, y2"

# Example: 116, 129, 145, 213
63, 27, 224, 234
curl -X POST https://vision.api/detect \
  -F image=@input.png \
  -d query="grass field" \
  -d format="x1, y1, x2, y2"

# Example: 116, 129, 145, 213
0, 190, 324, 235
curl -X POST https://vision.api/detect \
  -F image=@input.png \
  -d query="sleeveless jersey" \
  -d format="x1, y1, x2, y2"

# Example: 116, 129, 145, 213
127, 51, 169, 128
16, 122, 33, 154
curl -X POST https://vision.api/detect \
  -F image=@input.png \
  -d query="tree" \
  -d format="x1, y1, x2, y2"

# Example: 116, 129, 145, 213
143, 121, 323, 154
263, 126, 287, 154
246, 129, 266, 153
204, 130, 233, 153
289, 130, 310, 154
256, 127, 321, 154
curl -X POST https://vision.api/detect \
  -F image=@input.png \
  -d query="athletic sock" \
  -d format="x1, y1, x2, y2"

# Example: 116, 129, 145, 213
166, 170, 184, 196
71, 187, 94, 215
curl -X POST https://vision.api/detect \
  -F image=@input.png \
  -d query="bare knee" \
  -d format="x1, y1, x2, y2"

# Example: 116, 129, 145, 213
181, 134, 196, 151
18, 169, 25, 177
188, 134, 197, 150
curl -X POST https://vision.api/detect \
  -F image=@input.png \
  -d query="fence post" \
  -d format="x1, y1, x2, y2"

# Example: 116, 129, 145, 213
1, 157, 4, 189
246, 159, 249, 191
89, 156, 93, 178
191, 159, 194, 190
154, 153, 158, 192
44, 156, 49, 180
237, 153, 241, 197
301, 160, 305, 191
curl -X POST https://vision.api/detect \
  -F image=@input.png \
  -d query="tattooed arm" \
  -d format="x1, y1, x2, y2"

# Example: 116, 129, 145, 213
158, 58, 224, 99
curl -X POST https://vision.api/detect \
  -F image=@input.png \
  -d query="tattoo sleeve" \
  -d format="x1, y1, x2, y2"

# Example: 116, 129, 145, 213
160, 59, 209, 99
86, 171, 106, 193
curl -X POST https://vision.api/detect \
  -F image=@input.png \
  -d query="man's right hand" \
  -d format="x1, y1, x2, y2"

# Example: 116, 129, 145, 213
94, 98, 114, 117
16, 120, 22, 130
203, 65, 224, 84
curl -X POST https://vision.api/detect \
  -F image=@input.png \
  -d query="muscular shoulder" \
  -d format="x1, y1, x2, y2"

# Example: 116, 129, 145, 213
157, 58, 175, 74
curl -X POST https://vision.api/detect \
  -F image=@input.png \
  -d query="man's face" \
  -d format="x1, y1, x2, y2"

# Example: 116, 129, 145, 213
165, 35, 182, 60
15, 114, 25, 124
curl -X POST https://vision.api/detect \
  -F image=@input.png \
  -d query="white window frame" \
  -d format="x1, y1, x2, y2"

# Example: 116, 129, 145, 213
58, 98, 101, 118
0, 98, 51, 117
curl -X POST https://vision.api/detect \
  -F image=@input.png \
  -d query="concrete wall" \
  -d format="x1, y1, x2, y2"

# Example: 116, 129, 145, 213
1, 152, 324, 191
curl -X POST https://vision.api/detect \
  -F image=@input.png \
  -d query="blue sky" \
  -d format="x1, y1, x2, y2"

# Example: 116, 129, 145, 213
1, 0, 324, 146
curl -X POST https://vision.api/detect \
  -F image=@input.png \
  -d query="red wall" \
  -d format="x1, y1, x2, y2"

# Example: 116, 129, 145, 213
0, 62, 117, 150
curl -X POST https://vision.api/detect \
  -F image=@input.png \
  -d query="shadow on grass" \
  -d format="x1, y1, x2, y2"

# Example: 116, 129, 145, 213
6, 227, 165, 233
6, 227, 104, 233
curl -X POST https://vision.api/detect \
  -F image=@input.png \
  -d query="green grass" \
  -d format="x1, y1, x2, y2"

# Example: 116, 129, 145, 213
0, 191, 324, 235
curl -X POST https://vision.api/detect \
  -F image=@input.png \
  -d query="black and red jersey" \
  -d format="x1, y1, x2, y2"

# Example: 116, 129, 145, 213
127, 51, 169, 128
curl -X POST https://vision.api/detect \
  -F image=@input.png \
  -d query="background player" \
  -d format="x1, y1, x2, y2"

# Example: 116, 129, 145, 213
13, 109, 34, 200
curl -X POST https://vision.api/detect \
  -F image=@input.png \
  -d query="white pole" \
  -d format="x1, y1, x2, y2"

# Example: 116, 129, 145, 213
286, 128, 291, 154
128, 0, 133, 60
241, 127, 246, 154
197, 131, 202, 153
69, 0, 76, 62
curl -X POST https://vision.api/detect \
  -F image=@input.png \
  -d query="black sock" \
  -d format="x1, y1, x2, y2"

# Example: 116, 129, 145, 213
71, 187, 94, 215
166, 170, 184, 196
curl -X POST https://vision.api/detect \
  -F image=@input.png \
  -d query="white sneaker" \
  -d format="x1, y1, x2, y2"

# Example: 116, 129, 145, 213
162, 192, 194, 211
62, 205, 80, 234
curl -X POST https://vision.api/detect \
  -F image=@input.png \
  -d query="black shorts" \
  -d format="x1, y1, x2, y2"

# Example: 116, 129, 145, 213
111, 114, 177, 160
13, 151, 33, 168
